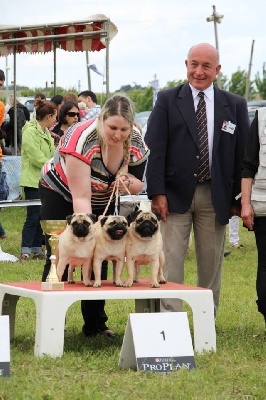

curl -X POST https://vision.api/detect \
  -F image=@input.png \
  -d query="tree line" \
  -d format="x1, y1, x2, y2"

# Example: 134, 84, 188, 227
0, 66, 265, 113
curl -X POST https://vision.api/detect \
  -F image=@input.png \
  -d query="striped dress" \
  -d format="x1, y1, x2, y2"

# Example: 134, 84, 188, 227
40, 117, 150, 210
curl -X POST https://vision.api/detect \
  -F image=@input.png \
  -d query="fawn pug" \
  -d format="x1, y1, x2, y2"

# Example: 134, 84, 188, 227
93, 215, 128, 287
125, 210, 166, 288
56, 213, 96, 286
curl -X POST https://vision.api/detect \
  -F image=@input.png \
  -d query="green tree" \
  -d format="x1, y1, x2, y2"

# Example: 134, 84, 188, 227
228, 68, 254, 97
163, 79, 187, 89
254, 64, 266, 99
127, 87, 153, 112
213, 73, 229, 90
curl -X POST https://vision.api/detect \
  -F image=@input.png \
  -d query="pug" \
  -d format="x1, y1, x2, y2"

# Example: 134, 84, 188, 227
56, 213, 96, 286
93, 215, 128, 287
124, 210, 166, 288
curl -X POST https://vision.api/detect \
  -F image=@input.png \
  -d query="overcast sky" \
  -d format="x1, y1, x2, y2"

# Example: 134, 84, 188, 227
0, 0, 265, 95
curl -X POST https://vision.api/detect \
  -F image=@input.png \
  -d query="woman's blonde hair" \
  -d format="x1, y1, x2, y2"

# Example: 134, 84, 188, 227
97, 95, 135, 167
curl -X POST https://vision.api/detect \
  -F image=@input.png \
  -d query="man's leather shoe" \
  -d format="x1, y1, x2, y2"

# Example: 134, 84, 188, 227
83, 327, 116, 338
224, 251, 231, 257
103, 329, 116, 338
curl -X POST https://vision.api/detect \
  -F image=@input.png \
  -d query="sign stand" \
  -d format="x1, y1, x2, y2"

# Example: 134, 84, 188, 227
119, 312, 196, 373
0, 315, 10, 377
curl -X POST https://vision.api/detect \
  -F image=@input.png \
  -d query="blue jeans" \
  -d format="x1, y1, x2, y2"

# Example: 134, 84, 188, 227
21, 187, 43, 255
0, 222, 6, 236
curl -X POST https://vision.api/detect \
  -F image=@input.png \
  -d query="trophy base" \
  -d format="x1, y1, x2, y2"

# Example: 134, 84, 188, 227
41, 281, 65, 291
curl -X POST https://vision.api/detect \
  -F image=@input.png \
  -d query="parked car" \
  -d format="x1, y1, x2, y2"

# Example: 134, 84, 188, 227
134, 111, 151, 137
135, 111, 151, 128
23, 98, 35, 113
247, 100, 266, 108
247, 100, 266, 123
18, 96, 50, 118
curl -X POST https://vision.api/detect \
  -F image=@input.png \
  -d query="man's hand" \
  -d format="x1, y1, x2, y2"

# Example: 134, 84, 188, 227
151, 194, 169, 222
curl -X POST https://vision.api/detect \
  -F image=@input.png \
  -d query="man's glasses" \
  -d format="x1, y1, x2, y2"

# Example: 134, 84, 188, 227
66, 112, 79, 117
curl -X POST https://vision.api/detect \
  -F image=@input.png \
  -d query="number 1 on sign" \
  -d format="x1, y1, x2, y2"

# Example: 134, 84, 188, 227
160, 330, 165, 341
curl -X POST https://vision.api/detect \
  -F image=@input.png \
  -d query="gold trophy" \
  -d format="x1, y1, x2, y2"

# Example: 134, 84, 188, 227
40, 220, 67, 290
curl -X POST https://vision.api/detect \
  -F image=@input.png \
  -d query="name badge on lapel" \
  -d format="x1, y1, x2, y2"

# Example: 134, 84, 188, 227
221, 120, 236, 134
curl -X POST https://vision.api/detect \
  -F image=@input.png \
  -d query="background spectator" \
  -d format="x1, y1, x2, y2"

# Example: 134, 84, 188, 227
78, 90, 101, 122
50, 101, 79, 146
5, 94, 30, 155
19, 99, 56, 261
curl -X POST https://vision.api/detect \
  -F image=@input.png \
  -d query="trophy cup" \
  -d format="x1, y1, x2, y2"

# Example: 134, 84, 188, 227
40, 220, 67, 290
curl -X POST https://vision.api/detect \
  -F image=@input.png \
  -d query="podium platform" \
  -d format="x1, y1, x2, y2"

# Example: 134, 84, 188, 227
0, 280, 216, 358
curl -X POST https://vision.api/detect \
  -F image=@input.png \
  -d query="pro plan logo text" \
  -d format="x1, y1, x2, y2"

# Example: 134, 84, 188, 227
138, 357, 196, 373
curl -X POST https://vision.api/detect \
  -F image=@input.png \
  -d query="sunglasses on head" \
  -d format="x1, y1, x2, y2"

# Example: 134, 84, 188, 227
66, 112, 79, 117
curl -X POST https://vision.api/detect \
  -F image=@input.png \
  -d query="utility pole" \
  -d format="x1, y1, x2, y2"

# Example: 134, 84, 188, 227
245, 40, 255, 101
206, 5, 224, 89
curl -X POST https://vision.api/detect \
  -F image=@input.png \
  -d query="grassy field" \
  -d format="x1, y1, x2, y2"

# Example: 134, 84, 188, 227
0, 206, 265, 400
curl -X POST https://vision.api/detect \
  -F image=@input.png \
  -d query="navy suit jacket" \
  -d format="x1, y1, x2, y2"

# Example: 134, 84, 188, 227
145, 83, 250, 225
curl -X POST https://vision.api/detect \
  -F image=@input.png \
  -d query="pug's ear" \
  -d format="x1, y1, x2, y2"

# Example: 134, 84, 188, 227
127, 210, 141, 224
100, 216, 108, 227
66, 214, 73, 224
87, 213, 97, 223
152, 211, 161, 221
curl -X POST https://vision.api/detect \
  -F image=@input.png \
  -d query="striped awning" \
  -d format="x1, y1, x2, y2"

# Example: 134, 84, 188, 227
0, 14, 118, 56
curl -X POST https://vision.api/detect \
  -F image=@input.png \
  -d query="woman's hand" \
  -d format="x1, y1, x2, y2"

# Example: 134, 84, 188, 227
241, 178, 254, 230
116, 173, 143, 194
241, 203, 254, 230
116, 173, 132, 192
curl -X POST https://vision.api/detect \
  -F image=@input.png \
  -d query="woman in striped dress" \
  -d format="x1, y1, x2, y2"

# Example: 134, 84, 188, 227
39, 95, 150, 338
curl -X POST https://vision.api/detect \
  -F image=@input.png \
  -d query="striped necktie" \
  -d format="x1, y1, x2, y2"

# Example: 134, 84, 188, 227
196, 91, 210, 182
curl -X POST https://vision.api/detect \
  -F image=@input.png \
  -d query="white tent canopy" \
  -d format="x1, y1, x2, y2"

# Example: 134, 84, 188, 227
0, 14, 118, 154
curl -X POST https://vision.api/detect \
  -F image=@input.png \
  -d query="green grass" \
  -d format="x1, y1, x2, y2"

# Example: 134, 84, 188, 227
0, 207, 265, 400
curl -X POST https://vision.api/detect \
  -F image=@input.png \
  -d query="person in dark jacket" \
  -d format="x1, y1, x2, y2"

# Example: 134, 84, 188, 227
6, 94, 30, 154
145, 42, 249, 315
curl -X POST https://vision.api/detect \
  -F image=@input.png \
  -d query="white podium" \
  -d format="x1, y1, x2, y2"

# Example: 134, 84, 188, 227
0, 280, 216, 358
0, 315, 10, 377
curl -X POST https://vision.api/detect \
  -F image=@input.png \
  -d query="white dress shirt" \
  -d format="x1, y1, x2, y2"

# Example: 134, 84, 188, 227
189, 83, 214, 169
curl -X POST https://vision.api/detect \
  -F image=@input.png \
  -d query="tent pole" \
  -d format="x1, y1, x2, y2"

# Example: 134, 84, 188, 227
86, 51, 91, 90
53, 43, 57, 96
105, 20, 110, 99
13, 47, 17, 156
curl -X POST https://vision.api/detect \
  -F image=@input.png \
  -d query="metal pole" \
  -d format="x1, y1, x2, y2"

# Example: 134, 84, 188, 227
245, 40, 255, 101
86, 51, 91, 90
213, 5, 222, 89
105, 20, 110, 99
53, 43, 57, 96
13, 47, 17, 156
5, 56, 9, 107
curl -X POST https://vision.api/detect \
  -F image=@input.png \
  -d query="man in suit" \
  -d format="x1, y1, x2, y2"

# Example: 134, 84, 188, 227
145, 43, 249, 314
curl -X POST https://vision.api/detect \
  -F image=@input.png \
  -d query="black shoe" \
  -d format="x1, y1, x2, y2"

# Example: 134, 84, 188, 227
83, 326, 116, 338
224, 251, 231, 257
102, 329, 116, 338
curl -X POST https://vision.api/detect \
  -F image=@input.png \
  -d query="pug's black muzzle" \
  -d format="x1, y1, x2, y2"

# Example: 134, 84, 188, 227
72, 222, 91, 238
135, 220, 158, 237
107, 223, 127, 240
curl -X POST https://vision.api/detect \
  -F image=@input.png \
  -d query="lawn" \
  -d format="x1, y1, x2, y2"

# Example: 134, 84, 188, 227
0, 206, 265, 400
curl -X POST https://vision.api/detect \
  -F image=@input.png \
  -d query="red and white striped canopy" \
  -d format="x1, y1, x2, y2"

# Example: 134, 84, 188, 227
0, 14, 118, 56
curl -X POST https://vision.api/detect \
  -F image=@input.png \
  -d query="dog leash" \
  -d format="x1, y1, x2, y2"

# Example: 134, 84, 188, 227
102, 174, 137, 217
